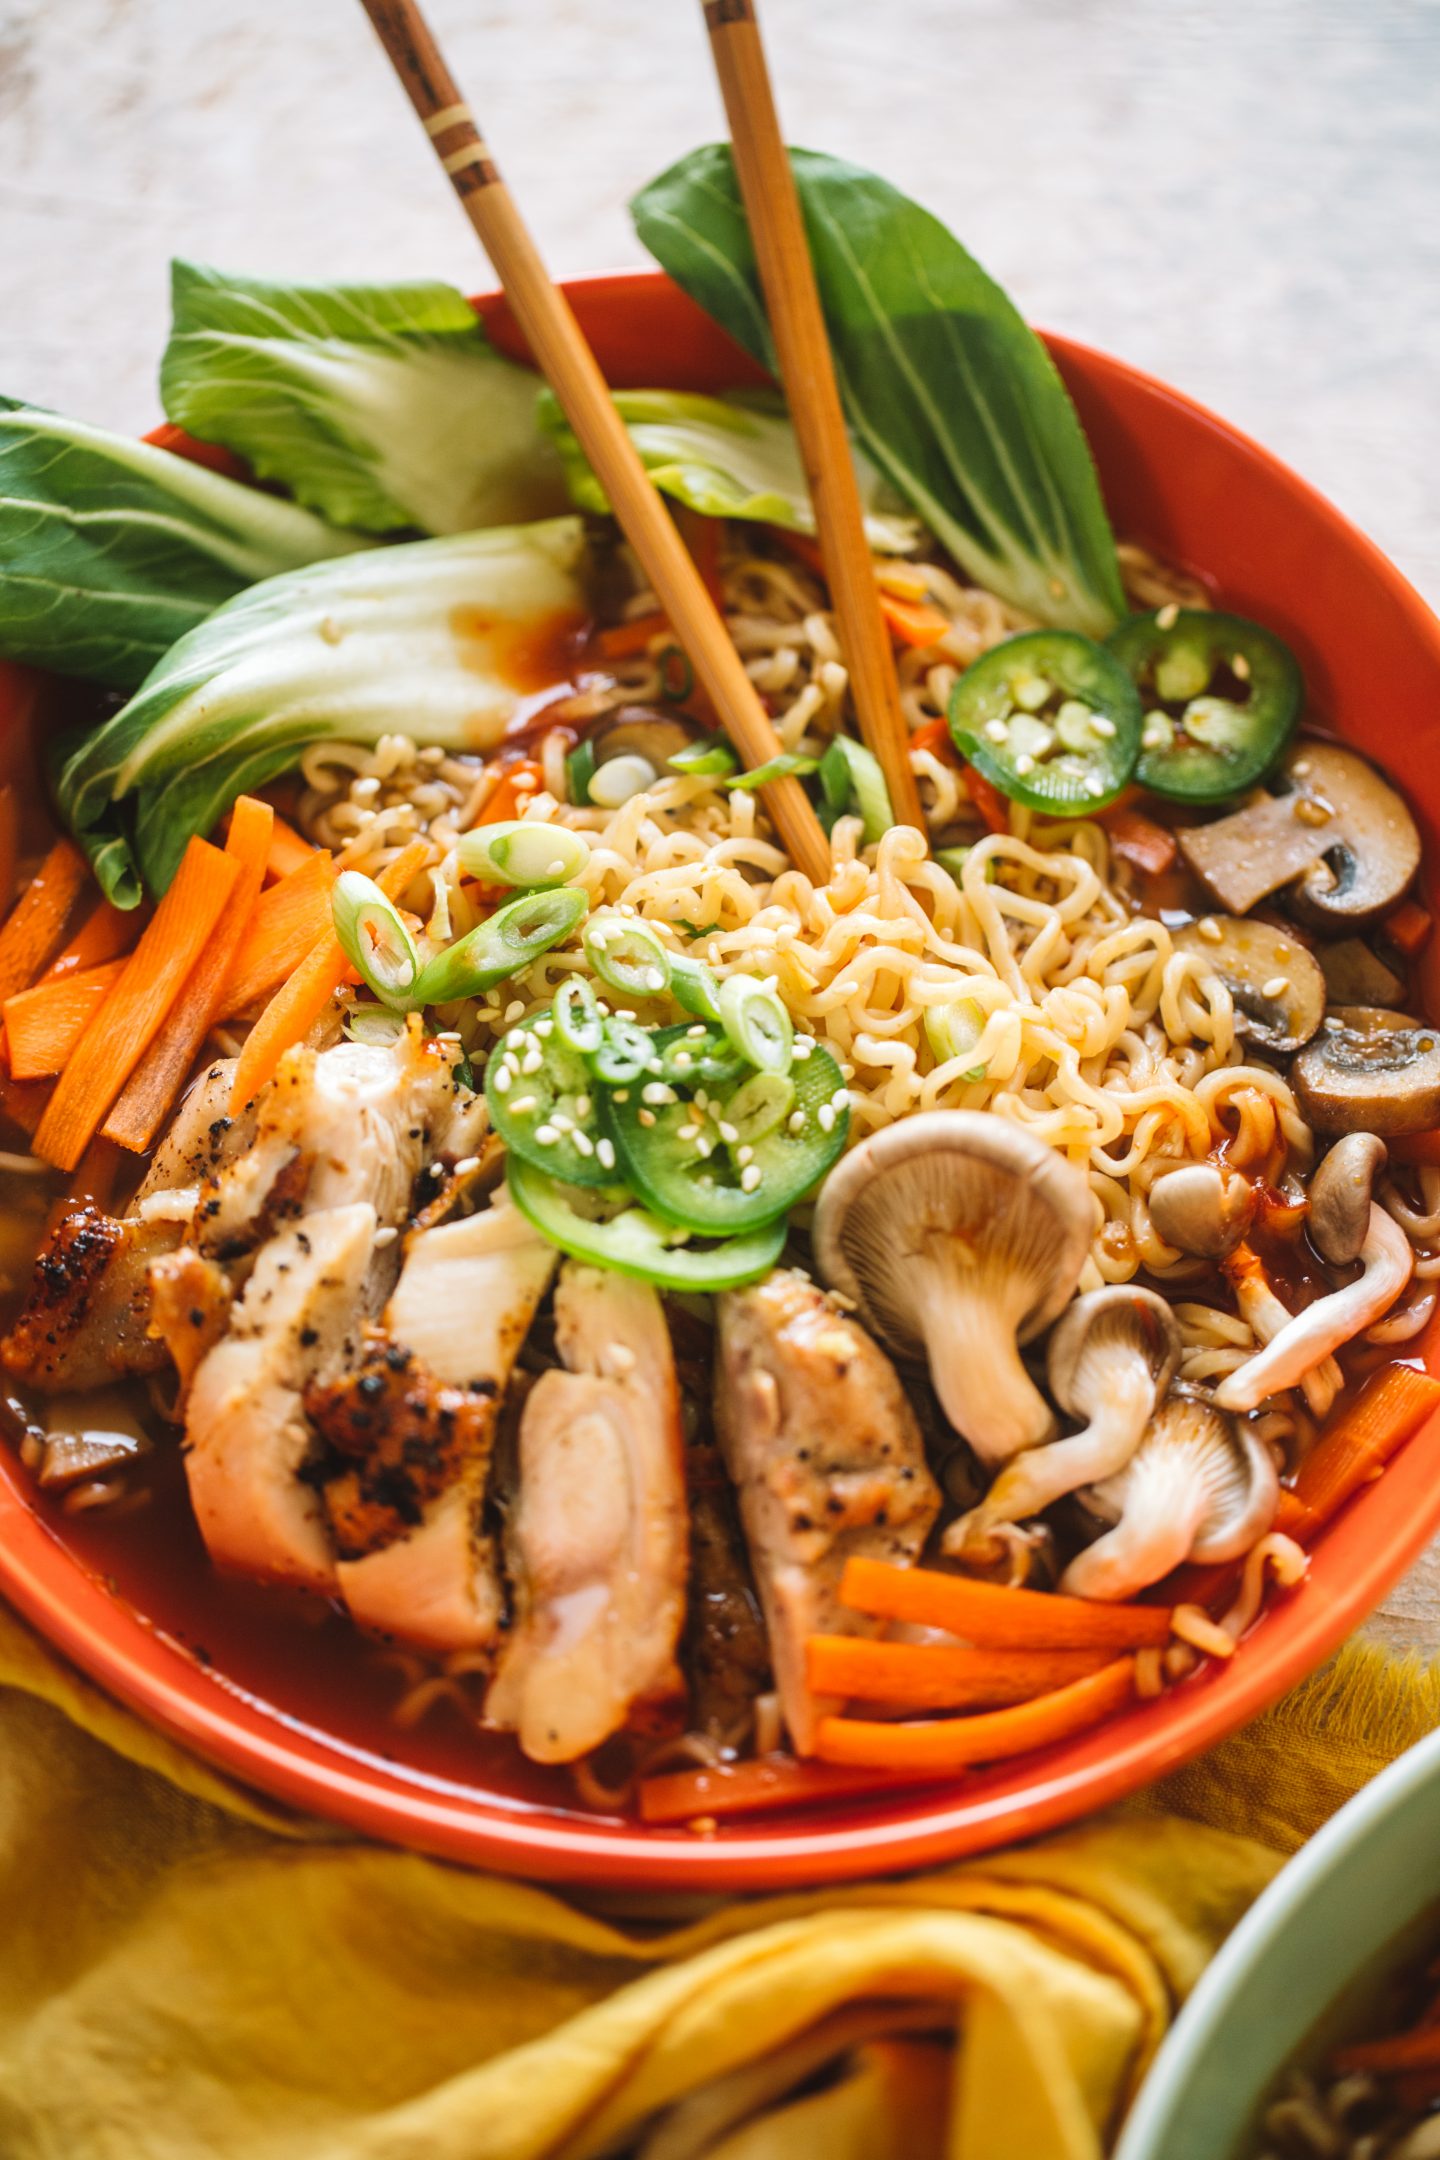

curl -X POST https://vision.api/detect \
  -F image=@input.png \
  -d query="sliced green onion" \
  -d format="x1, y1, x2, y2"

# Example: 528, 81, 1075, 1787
412, 887, 585, 1005
668, 736, 739, 779
724, 1069, 796, 1145
344, 1003, 408, 1047
924, 997, 988, 1081
332, 871, 422, 1010
456, 821, 589, 889
718, 972, 793, 1074
566, 739, 596, 806
590, 1016, 656, 1086
553, 975, 604, 1057
670, 952, 722, 1022
658, 645, 695, 703
934, 844, 996, 886
727, 751, 820, 792
819, 735, 894, 844
583, 911, 673, 998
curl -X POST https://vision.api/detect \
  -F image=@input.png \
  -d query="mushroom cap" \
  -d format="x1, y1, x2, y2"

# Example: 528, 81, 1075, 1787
1046, 1285, 1181, 1421
1293, 1007, 1440, 1137
1176, 916, 1325, 1053
812, 1110, 1093, 1367
591, 705, 705, 770
1148, 1162, 1256, 1260
1084, 1390, 1278, 1563
1316, 937, 1407, 1012
1309, 1132, 1388, 1266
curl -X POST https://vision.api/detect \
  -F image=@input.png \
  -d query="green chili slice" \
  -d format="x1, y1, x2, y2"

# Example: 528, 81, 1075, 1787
553, 974, 603, 1057
413, 888, 585, 1006
582, 912, 673, 999
948, 630, 1141, 813
506, 1156, 786, 1291
485, 1018, 612, 1187
1107, 608, 1302, 802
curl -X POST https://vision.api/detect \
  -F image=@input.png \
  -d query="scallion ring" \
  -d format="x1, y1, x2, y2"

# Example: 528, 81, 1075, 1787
412, 887, 586, 1006
332, 871, 422, 1010
345, 1003, 408, 1047
717, 973, 793, 1074
668, 737, 739, 779
924, 997, 988, 1081
582, 911, 673, 998
553, 975, 604, 1057
590, 1016, 656, 1086
456, 821, 589, 889
670, 952, 722, 1023
727, 751, 820, 792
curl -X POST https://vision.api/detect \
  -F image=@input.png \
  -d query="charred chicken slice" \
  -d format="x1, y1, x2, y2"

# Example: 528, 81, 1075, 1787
714, 1269, 941, 1755
309, 1200, 556, 1653
486, 1262, 688, 1764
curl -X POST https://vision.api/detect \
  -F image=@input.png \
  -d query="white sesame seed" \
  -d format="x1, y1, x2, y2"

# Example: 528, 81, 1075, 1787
534, 1018, 553, 1037
574, 1094, 592, 1118
492, 1066, 513, 1093
831, 1088, 849, 1108
1091, 714, 1116, 738
1197, 917, 1224, 943
508, 1096, 537, 1116
1232, 653, 1251, 681
596, 999, 611, 1017
453, 1156, 481, 1176
687, 1024, 709, 1038
613, 1089, 630, 1104
572, 1131, 595, 1157
435, 1029, 463, 1045
818, 1103, 837, 1132
984, 718, 1010, 744
793, 1039, 814, 1060
551, 1113, 574, 1133
787, 1111, 806, 1134
643, 968, 666, 990
642, 1081, 677, 1105
638, 1108, 657, 1128
718, 1121, 740, 1144
736, 1145, 754, 1165
352, 775, 381, 802
1087, 775, 1107, 797
1292, 759, 1312, 778
1261, 976, 1291, 999
597, 1138, 616, 1170
740, 1165, 762, 1192
1142, 724, 1170, 751
839, 1062, 855, 1080
503, 1000, 525, 1024
1156, 603, 1179, 630
545, 859, 567, 878
1014, 754, 1036, 777
673, 1051, 694, 1071
521, 1050, 543, 1075
619, 903, 637, 917
695, 1135, 715, 1158
694, 1090, 710, 1111
534, 1124, 560, 1146
677, 1123, 700, 1141
373, 1224, 398, 1247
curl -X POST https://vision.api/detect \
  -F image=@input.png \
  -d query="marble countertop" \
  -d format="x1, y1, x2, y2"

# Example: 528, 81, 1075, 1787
2, 0, 1439, 1646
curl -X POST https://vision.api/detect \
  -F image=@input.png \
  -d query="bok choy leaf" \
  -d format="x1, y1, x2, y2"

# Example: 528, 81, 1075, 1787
55, 516, 590, 906
160, 262, 570, 537
632, 147, 1126, 637
0, 396, 360, 689
537, 385, 920, 554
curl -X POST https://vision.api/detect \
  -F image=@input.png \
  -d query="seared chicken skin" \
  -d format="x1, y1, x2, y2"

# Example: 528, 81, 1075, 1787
308, 1200, 555, 1652
486, 1262, 687, 1763
715, 1270, 941, 1754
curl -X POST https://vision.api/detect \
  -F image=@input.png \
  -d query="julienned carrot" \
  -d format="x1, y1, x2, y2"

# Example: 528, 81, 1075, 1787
39, 897, 136, 984
1281, 1365, 1440, 1541
3, 961, 127, 1080
964, 767, 1012, 835
878, 592, 951, 648
219, 848, 335, 1016
814, 1657, 1137, 1772
1384, 898, 1433, 957
1104, 806, 1178, 877
227, 836, 430, 1114
1392, 1132, 1440, 1168
0, 837, 90, 1002
595, 612, 668, 661
474, 759, 544, 828
839, 1556, 1175, 1650
34, 837, 240, 1173
1332, 2026, 1440, 2078
804, 1634, 1114, 1713
263, 813, 317, 881
0, 1070, 50, 1137
638, 1753, 935, 1827
102, 796, 274, 1153
0, 785, 18, 921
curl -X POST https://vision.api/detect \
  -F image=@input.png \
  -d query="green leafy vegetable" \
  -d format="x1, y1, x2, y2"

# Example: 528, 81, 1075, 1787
0, 396, 359, 689
56, 517, 590, 906
538, 385, 919, 555
632, 147, 1126, 637
160, 262, 570, 536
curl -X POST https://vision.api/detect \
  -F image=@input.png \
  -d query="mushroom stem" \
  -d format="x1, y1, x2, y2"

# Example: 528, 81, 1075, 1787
914, 1251, 1056, 1467
944, 1362, 1155, 1557
1062, 1445, 1213, 1601
1226, 1245, 1343, 1419
1214, 1205, 1414, 1415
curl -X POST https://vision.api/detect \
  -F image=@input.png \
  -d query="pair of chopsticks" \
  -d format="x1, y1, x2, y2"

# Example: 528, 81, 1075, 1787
359, 0, 928, 880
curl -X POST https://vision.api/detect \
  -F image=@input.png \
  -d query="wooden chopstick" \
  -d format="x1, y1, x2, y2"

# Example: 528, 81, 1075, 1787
358, 0, 833, 887
702, 0, 928, 842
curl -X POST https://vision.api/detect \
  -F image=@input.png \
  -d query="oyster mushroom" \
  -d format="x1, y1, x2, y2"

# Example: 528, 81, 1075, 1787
1179, 744, 1420, 929
1061, 1392, 1278, 1602
1148, 1162, 1256, 1259
1308, 1132, 1388, 1266
1293, 1007, 1440, 1137
944, 1286, 1180, 1559
1224, 1243, 1342, 1420
1214, 1206, 1414, 1414
1176, 917, 1325, 1053
812, 1111, 1092, 1468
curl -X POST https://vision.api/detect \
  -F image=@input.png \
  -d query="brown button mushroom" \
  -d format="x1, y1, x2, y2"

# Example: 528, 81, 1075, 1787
1179, 744, 1420, 929
1061, 1391, 1278, 1602
1293, 1007, 1440, 1137
812, 1110, 1093, 1470
1316, 937, 1407, 1011
1148, 1162, 1256, 1259
1176, 917, 1325, 1053
1308, 1132, 1388, 1266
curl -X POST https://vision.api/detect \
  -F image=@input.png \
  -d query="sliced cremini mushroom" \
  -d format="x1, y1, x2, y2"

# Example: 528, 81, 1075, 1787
1316, 936, 1407, 1011
1179, 744, 1420, 928
944, 1286, 1180, 1559
1148, 1161, 1256, 1259
1308, 1132, 1388, 1266
1176, 917, 1325, 1052
1061, 1391, 1278, 1602
592, 704, 704, 770
1293, 1007, 1440, 1137
812, 1110, 1092, 1469
38, 1422, 150, 1490
1214, 1204, 1414, 1414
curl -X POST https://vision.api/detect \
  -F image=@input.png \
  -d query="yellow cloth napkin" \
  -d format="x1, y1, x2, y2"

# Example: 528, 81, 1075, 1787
1, 1598, 1436, 2160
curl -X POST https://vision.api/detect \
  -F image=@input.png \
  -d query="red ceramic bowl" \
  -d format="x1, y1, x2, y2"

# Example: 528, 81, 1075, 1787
2, 270, 1439, 1889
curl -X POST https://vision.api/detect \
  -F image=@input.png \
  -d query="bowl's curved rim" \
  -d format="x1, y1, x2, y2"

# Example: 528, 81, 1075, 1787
1113, 1720, 1440, 2159
2, 266, 1440, 1888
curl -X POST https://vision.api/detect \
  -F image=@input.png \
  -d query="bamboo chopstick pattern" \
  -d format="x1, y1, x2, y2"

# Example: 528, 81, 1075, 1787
358, 0, 834, 885
701, 0, 929, 840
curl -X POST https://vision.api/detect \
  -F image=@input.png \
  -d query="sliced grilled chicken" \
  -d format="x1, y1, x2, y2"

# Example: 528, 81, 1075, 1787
487, 1262, 688, 1764
133, 1059, 255, 1210
715, 1270, 941, 1755
307, 1201, 556, 1652
185, 1202, 377, 1593
1, 1207, 177, 1394
684, 1437, 773, 1744
148, 1247, 233, 1399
